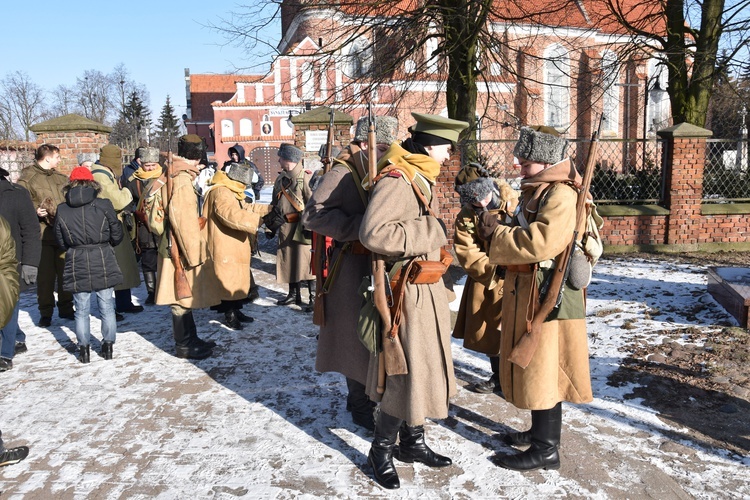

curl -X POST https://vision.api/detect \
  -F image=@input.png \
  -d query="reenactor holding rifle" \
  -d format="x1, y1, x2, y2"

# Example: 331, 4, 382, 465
359, 112, 468, 490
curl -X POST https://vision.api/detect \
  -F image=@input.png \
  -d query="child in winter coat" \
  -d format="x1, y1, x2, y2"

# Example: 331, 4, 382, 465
54, 167, 123, 363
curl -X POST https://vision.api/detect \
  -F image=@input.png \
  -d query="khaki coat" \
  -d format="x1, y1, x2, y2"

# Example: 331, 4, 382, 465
488, 182, 593, 410
452, 205, 504, 355
16, 163, 68, 244
0, 216, 19, 329
154, 158, 220, 309
91, 166, 141, 290
302, 149, 371, 385
203, 184, 267, 301
270, 163, 314, 283
359, 171, 456, 426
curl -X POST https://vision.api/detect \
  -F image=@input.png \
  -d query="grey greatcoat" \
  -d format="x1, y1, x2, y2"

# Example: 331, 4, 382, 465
270, 162, 314, 283
359, 163, 457, 426
302, 147, 371, 385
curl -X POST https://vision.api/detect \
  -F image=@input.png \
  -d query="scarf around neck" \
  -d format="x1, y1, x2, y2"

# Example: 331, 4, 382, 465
208, 170, 246, 200
519, 158, 581, 214
134, 167, 163, 181
362, 141, 441, 190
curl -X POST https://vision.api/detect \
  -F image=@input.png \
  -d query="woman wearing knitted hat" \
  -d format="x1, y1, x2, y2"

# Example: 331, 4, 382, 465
476, 126, 593, 472
54, 167, 123, 363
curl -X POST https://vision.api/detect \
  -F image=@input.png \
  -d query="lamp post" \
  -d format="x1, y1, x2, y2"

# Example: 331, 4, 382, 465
641, 76, 666, 169
737, 104, 747, 171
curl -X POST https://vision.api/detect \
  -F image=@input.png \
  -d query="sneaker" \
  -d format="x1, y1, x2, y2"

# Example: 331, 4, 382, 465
14, 342, 27, 355
0, 446, 29, 467
0, 357, 12, 371
38, 316, 52, 327
234, 309, 254, 323
470, 376, 502, 395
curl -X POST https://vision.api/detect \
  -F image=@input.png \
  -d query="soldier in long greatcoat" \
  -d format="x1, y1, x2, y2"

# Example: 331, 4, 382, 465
267, 144, 315, 306
302, 116, 399, 431
477, 126, 593, 472
359, 113, 468, 490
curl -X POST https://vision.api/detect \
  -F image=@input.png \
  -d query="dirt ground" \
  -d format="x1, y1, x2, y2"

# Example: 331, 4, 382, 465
602, 251, 750, 458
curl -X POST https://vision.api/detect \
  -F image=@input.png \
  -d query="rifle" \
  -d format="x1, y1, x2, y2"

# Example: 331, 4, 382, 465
507, 117, 603, 369
367, 104, 408, 394
312, 108, 336, 326
165, 151, 193, 300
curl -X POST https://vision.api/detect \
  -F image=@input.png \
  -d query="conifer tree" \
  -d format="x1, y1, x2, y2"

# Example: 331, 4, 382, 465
154, 96, 181, 153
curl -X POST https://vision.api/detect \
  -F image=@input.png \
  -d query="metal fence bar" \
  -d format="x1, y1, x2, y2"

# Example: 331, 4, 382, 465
703, 138, 750, 203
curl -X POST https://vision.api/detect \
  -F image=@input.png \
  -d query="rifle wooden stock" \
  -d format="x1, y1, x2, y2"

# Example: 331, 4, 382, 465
312, 110, 336, 326
508, 120, 603, 369
165, 152, 193, 300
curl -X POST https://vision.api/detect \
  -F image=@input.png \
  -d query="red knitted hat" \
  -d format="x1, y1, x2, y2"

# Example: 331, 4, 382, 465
70, 166, 94, 182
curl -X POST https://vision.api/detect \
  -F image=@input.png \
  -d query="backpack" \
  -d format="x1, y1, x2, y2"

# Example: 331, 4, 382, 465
135, 178, 166, 237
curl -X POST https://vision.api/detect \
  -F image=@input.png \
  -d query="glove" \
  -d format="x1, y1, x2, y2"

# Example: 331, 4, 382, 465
21, 265, 38, 285
476, 210, 499, 241
262, 206, 286, 232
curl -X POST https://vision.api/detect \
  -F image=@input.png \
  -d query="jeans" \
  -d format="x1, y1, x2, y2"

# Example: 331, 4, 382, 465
0, 303, 21, 359
73, 288, 116, 346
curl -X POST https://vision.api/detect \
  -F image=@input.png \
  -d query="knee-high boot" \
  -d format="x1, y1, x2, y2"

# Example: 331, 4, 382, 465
394, 423, 452, 467
368, 411, 403, 490
346, 378, 375, 431
304, 280, 315, 312
277, 283, 298, 306
494, 402, 561, 471
143, 271, 156, 305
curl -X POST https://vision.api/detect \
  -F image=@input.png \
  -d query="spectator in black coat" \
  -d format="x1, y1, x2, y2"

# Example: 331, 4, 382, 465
54, 167, 123, 363
223, 144, 264, 200
0, 168, 41, 371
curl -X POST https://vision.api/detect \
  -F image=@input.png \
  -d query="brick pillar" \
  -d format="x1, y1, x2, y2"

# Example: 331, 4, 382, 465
657, 123, 712, 247
29, 114, 112, 175
435, 151, 462, 247
290, 106, 353, 163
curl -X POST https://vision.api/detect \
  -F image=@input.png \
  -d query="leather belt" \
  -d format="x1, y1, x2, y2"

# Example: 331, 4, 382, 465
334, 240, 371, 255
505, 264, 535, 273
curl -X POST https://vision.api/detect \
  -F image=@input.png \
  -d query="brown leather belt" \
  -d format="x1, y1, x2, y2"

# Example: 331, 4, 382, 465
334, 240, 371, 255
506, 264, 535, 273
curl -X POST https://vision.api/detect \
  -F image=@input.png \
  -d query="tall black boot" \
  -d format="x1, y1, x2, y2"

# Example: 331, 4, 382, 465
78, 345, 90, 364
143, 271, 156, 305
185, 308, 217, 349
394, 423, 452, 467
101, 341, 114, 360
304, 280, 315, 313
494, 403, 562, 471
277, 283, 298, 306
172, 309, 212, 359
346, 378, 375, 431
368, 410, 403, 490
294, 282, 303, 306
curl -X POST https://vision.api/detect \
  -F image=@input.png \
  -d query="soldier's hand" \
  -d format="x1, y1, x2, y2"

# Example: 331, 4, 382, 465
476, 210, 499, 241
21, 265, 38, 285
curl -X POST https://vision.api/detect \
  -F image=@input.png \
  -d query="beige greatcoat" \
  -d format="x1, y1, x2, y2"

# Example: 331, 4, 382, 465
270, 163, 314, 283
203, 183, 268, 301
488, 180, 593, 410
302, 146, 371, 385
154, 157, 220, 309
91, 165, 141, 290
359, 164, 457, 426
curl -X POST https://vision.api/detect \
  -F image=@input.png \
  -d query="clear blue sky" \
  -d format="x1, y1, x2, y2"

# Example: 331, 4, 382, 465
1, 1, 278, 119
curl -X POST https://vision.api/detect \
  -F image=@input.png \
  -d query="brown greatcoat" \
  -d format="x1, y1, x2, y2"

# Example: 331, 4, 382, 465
154, 157, 220, 309
270, 162, 314, 283
359, 167, 457, 426
302, 146, 371, 385
487, 177, 593, 410
202, 183, 268, 301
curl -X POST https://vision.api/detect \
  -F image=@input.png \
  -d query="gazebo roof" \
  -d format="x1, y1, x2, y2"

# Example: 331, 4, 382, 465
291, 106, 353, 125
30, 114, 112, 134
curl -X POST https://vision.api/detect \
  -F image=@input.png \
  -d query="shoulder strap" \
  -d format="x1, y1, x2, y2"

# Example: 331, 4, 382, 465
91, 168, 115, 183
279, 177, 304, 212
335, 159, 369, 208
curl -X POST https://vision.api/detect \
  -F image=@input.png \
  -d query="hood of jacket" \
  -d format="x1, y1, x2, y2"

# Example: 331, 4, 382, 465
65, 185, 98, 208
229, 144, 246, 162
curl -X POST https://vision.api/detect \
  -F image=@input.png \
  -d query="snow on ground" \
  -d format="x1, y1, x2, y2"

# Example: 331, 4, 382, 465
1, 247, 749, 498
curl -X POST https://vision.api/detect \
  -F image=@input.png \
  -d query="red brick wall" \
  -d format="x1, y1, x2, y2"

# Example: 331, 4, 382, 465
34, 131, 110, 175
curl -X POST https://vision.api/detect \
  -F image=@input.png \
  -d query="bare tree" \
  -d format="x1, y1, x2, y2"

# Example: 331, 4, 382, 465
0, 71, 48, 141
49, 84, 77, 117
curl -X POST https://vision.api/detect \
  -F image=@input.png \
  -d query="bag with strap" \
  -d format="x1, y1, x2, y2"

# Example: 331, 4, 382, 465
139, 178, 166, 237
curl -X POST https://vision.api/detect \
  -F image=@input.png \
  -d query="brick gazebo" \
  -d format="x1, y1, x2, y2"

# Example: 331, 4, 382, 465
29, 114, 112, 175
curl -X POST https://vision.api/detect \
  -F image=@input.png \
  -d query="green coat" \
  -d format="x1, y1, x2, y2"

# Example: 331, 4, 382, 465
0, 216, 19, 329
16, 163, 68, 244
92, 165, 141, 290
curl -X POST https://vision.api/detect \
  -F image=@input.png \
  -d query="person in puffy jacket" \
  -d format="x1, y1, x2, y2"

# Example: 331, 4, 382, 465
54, 167, 123, 363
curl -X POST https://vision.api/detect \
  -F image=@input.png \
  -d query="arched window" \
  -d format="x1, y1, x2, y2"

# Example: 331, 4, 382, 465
544, 45, 570, 129
221, 119, 234, 138
239, 118, 252, 136
601, 51, 620, 135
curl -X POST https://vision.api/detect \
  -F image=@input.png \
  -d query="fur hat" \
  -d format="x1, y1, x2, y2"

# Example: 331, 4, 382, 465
317, 144, 342, 159
177, 134, 206, 160
353, 116, 399, 144
225, 162, 254, 186
456, 177, 497, 206
98, 145, 122, 173
136, 147, 160, 163
70, 166, 94, 182
513, 126, 568, 165
278, 143, 303, 163
76, 152, 98, 165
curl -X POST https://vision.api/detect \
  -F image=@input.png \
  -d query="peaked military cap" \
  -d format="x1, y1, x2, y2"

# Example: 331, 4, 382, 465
409, 112, 469, 145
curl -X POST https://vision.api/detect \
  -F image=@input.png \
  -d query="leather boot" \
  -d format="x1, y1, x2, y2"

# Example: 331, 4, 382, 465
144, 271, 156, 305
223, 310, 242, 330
78, 345, 90, 364
502, 430, 532, 448
101, 341, 114, 360
304, 280, 315, 312
346, 378, 375, 431
394, 423, 452, 467
185, 309, 217, 348
368, 411, 403, 490
172, 310, 213, 359
234, 309, 254, 323
294, 282, 303, 306
493, 403, 561, 471
277, 283, 298, 306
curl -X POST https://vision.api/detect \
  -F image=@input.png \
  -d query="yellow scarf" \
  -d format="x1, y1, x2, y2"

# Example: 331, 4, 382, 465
133, 167, 163, 180
208, 170, 246, 200
362, 142, 442, 190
